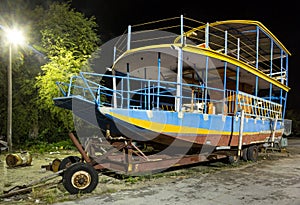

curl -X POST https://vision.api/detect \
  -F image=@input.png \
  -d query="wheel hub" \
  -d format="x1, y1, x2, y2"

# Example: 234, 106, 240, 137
71, 171, 91, 189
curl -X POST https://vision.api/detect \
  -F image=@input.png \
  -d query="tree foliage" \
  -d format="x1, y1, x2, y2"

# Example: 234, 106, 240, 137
36, 50, 81, 130
35, 1, 100, 134
0, 0, 101, 145
37, 2, 99, 60
0, 0, 44, 143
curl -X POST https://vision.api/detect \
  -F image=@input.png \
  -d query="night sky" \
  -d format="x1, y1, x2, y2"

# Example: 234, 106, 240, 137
68, 0, 300, 112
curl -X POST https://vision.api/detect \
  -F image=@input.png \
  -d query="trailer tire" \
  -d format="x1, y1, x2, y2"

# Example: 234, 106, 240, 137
62, 162, 99, 194
247, 145, 258, 162
227, 155, 239, 164
58, 156, 81, 173
242, 147, 248, 161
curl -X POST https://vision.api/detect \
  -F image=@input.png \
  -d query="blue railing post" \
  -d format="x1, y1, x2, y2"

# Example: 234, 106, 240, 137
97, 85, 101, 106
269, 40, 274, 101
223, 30, 228, 114
79, 72, 97, 102
67, 76, 74, 97
255, 26, 259, 97
144, 84, 147, 109
112, 70, 117, 108
235, 38, 240, 112
127, 25, 131, 51
148, 81, 151, 110
203, 22, 210, 113
204, 56, 208, 114
157, 52, 161, 109
113, 46, 117, 108
113, 46, 116, 62
283, 52, 289, 118
205, 23, 209, 48
127, 63, 130, 109
175, 15, 184, 112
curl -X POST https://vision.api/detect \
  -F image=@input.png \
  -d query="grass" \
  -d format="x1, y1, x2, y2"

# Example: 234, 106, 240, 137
16, 139, 77, 154
1, 140, 289, 205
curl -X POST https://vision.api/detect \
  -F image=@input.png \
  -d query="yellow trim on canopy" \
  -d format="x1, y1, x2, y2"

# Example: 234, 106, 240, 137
183, 45, 290, 92
113, 44, 290, 92
210, 20, 291, 56
177, 20, 291, 56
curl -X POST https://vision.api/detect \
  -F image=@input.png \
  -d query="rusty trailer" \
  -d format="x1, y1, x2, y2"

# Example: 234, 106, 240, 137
58, 132, 243, 194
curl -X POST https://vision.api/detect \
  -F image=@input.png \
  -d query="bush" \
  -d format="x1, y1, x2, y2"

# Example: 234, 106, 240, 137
19, 139, 76, 154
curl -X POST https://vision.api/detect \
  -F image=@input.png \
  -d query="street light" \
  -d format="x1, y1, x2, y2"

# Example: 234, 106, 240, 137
5, 28, 25, 152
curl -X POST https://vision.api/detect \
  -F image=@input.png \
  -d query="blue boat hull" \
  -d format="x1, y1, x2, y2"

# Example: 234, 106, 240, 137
53, 96, 284, 150
100, 107, 284, 148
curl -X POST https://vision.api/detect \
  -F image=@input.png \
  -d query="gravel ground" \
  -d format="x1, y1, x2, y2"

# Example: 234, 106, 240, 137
1, 137, 300, 205
54, 137, 300, 205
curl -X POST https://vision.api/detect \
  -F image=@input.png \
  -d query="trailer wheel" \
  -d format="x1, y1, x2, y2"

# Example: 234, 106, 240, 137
247, 145, 258, 162
227, 155, 239, 164
242, 147, 248, 161
62, 162, 99, 194
58, 156, 81, 172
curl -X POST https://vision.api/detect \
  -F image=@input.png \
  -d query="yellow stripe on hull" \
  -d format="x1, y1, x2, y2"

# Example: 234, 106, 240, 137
109, 111, 258, 136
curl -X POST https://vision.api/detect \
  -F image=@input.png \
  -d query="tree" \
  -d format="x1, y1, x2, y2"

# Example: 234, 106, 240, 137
35, 1, 100, 140
0, 0, 100, 145
0, 0, 46, 143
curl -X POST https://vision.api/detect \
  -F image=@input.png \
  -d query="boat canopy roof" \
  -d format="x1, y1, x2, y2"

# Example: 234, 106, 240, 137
112, 16, 290, 92
181, 20, 291, 64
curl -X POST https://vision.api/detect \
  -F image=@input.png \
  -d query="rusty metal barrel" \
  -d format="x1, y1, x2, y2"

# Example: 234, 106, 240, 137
5, 152, 32, 167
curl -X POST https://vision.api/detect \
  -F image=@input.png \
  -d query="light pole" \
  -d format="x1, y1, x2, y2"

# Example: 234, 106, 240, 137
5, 28, 25, 152
7, 40, 12, 152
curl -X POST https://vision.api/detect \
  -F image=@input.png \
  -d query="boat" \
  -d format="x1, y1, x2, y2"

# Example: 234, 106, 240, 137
53, 15, 292, 193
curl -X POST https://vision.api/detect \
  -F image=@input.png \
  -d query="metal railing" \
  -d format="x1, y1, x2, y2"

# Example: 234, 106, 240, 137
113, 16, 288, 86
56, 72, 283, 121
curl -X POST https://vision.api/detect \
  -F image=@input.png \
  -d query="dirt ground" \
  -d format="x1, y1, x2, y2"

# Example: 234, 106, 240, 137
1, 137, 300, 205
